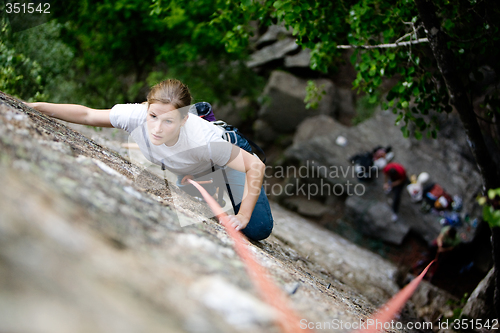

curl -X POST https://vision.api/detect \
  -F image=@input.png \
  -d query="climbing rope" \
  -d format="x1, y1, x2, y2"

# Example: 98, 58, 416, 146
353, 259, 436, 333
188, 178, 436, 333
187, 179, 309, 333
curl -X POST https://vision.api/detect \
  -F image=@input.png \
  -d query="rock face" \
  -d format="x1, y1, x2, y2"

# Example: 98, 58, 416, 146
283, 110, 482, 245
461, 268, 496, 320
0, 92, 447, 332
410, 281, 458, 323
345, 196, 411, 245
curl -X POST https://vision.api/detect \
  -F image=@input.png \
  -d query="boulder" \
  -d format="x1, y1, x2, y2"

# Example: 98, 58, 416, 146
293, 114, 339, 145
253, 118, 278, 144
246, 38, 300, 68
284, 48, 311, 68
255, 24, 293, 47
212, 97, 252, 128
257, 71, 336, 134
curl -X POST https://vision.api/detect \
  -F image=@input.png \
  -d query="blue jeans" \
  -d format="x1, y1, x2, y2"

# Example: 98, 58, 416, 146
176, 167, 274, 241
222, 167, 274, 241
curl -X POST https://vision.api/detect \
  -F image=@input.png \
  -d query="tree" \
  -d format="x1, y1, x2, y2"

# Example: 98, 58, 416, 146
0, 15, 46, 101
13, 0, 264, 108
212, 0, 500, 316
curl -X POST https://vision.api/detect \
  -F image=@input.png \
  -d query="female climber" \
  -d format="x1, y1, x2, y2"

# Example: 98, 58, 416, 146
26, 79, 273, 241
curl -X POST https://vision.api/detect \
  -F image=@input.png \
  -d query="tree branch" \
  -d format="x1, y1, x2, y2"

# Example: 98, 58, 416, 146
337, 38, 429, 49
395, 23, 423, 43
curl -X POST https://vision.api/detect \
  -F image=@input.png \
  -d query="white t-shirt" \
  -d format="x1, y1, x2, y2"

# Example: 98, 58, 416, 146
109, 103, 233, 176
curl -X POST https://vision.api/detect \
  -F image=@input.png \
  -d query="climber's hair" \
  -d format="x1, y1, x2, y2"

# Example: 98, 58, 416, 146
147, 79, 192, 117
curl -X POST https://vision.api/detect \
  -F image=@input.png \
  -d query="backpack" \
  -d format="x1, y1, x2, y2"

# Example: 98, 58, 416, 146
422, 183, 453, 210
349, 152, 374, 181
189, 102, 266, 162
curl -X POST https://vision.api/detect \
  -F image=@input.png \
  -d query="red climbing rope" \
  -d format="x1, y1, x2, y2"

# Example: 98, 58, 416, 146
353, 259, 436, 333
188, 179, 436, 333
187, 179, 309, 333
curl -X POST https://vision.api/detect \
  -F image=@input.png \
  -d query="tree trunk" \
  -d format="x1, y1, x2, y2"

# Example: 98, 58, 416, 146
414, 0, 500, 319
414, 0, 500, 190
493, 227, 500, 319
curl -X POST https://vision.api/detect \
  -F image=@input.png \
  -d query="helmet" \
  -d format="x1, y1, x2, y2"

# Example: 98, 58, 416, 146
435, 196, 449, 209
417, 172, 430, 185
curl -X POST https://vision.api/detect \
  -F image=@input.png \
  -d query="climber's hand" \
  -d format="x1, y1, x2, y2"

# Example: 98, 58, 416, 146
226, 214, 249, 231
181, 175, 194, 185
23, 102, 38, 109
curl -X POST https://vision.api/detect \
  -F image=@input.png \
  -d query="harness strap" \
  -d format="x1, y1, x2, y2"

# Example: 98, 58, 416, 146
222, 130, 239, 145
222, 168, 236, 210
208, 142, 235, 208
244, 135, 266, 164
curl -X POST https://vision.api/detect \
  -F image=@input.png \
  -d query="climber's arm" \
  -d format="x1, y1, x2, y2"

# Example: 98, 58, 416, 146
383, 173, 390, 191
224, 146, 265, 231
27, 102, 113, 127
391, 178, 404, 187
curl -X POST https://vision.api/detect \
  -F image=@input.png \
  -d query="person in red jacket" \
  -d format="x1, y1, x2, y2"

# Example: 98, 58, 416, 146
383, 162, 408, 221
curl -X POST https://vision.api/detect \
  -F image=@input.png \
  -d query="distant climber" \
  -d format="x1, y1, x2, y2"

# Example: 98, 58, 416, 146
383, 162, 408, 222
371, 145, 394, 169
406, 172, 430, 202
435, 226, 461, 253
349, 145, 392, 181
413, 226, 462, 280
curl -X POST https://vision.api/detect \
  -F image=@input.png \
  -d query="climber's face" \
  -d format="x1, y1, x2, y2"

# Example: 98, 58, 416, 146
147, 103, 187, 146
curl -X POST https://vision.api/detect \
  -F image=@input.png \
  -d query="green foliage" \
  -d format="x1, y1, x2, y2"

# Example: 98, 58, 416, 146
478, 188, 500, 228
209, 0, 275, 54
352, 94, 379, 125
212, 0, 500, 140
8, 21, 75, 103
153, 0, 266, 104
304, 80, 325, 109
1, 0, 263, 108
0, 17, 46, 101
